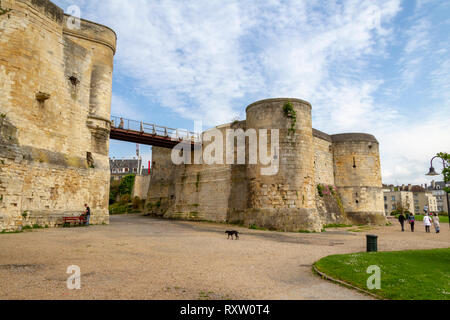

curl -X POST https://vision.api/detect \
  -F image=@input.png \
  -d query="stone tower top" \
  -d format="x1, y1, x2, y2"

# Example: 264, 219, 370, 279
246, 98, 312, 113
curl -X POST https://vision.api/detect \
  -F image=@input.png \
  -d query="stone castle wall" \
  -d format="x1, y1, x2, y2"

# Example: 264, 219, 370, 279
0, 0, 116, 231
146, 98, 386, 232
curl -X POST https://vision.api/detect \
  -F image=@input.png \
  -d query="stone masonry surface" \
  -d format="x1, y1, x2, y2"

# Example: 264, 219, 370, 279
147, 98, 387, 232
0, 0, 116, 231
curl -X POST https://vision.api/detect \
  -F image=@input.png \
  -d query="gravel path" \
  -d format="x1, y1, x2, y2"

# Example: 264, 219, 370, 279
0, 215, 448, 300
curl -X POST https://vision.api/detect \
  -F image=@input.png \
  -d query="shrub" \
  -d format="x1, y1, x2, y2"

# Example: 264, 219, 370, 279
119, 194, 131, 205
132, 196, 143, 209
118, 175, 135, 196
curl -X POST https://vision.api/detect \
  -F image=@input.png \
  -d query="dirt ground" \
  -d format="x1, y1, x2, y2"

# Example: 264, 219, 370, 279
0, 214, 449, 300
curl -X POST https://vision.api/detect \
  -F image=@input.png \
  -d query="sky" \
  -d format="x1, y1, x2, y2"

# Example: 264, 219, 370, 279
54, 0, 450, 185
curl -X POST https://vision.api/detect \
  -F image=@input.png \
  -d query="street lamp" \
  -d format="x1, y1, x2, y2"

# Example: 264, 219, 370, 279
426, 156, 450, 227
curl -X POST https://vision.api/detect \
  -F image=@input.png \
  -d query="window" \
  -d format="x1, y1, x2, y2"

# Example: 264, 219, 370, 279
392, 196, 396, 201
392, 204, 396, 210
384, 196, 387, 201
385, 204, 388, 210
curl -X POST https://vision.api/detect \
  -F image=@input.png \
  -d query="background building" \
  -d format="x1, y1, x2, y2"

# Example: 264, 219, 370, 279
427, 181, 449, 214
384, 184, 438, 215
110, 158, 149, 181
382, 186, 414, 215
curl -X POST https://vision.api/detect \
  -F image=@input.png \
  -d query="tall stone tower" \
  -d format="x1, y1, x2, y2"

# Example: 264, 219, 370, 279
0, 0, 116, 231
332, 134, 385, 225
245, 99, 321, 231
146, 97, 386, 232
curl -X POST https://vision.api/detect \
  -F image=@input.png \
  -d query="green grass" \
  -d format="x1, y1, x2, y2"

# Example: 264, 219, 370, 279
323, 224, 353, 229
393, 214, 449, 223
249, 224, 267, 231
109, 202, 142, 215
1, 230, 23, 234
315, 248, 450, 300
414, 215, 449, 223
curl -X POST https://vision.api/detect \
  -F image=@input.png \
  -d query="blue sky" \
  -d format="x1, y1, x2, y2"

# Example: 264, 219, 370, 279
54, 0, 450, 185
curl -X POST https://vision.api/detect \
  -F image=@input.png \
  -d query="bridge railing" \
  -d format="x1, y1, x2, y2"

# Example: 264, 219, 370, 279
111, 116, 201, 142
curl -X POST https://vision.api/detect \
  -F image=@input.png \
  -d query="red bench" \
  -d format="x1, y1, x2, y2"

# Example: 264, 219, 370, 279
62, 216, 87, 227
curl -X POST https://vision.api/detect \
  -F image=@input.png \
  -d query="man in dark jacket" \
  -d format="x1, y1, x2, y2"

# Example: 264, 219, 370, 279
84, 204, 91, 226
398, 213, 406, 232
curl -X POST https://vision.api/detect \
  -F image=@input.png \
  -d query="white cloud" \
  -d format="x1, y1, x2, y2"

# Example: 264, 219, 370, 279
54, 0, 449, 185
111, 94, 140, 120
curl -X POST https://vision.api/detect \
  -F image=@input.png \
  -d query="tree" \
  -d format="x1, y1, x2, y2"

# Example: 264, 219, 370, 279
118, 174, 135, 196
436, 152, 450, 193
392, 200, 411, 216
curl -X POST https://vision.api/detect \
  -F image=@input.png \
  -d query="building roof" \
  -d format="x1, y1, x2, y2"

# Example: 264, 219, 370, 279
110, 159, 139, 171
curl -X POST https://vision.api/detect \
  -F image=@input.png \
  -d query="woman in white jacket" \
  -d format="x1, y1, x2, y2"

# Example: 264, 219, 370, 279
423, 214, 432, 233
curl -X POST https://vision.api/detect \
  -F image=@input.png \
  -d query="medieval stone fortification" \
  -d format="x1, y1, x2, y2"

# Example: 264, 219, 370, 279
0, 0, 116, 231
147, 98, 386, 232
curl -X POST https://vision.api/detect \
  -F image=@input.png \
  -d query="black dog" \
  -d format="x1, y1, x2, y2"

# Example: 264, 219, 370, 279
225, 230, 240, 240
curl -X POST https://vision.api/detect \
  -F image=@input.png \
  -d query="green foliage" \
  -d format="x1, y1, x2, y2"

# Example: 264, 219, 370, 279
118, 174, 135, 196
109, 203, 130, 214
323, 224, 352, 229
283, 102, 297, 135
132, 196, 143, 210
317, 184, 324, 197
21, 211, 29, 219
119, 194, 131, 205
436, 152, 449, 193
298, 229, 316, 233
315, 248, 450, 300
109, 179, 121, 204
249, 224, 267, 231
0, 2, 11, 16
1, 229, 22, 234
391, 208, 412, 216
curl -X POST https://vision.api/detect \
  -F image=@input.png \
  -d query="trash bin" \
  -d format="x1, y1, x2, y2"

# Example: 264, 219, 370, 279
366, 234, 378, 252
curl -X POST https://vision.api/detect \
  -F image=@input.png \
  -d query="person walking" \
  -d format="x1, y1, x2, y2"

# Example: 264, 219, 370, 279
433, 213, 440, 234
423, 214, 432, 233
409, 213, 415, 232
398, 213, 406, 232
84, 203, 91, 226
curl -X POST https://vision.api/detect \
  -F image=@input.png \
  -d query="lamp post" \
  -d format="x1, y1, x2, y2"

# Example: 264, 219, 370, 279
426, 156, 450, 227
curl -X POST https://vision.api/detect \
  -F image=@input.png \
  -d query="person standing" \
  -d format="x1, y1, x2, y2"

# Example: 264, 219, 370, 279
84, 203, 91, 226
398, 213, 406, 232
409, 213, 415, 232
423, 214, 432, 233
433, 213, 440, 234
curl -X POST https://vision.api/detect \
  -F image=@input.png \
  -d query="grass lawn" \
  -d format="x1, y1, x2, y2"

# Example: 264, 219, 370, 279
392, 214, 449, 223
314, 248, 450, 300
413, 215, 449, 223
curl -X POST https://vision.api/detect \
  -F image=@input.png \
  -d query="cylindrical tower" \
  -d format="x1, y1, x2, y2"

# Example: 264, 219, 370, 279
245, 98, 321, 232
332, 134, 386, 225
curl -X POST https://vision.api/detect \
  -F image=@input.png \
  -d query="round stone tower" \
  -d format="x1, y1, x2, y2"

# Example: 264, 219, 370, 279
331, 134, 386, 225
245, 98, 321, 232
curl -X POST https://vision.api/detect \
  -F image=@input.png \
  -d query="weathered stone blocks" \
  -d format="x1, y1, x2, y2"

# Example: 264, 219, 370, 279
0, 0, 116, 231
146, 98, 386, 232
